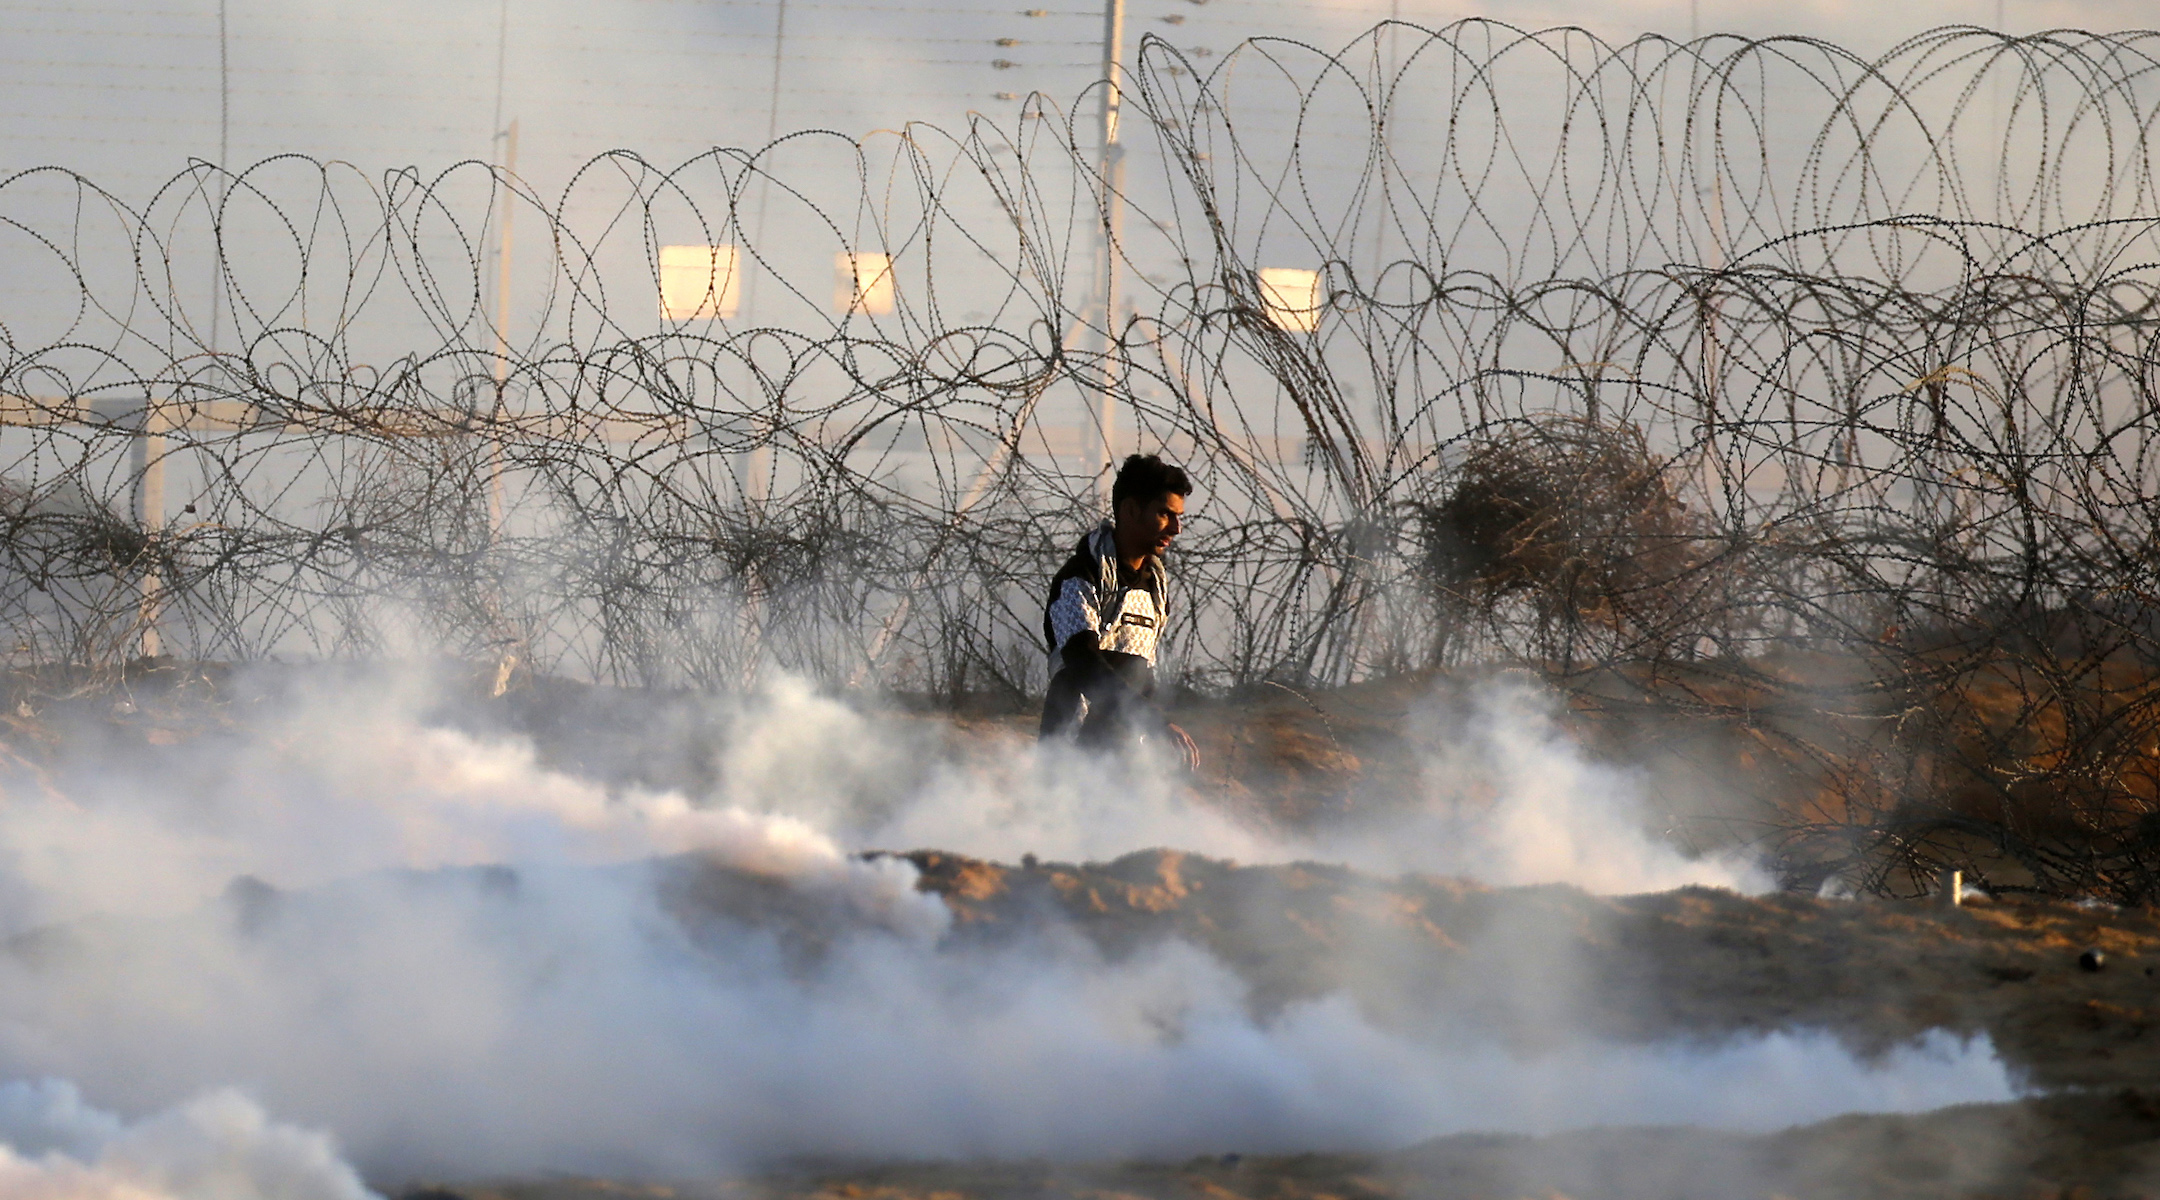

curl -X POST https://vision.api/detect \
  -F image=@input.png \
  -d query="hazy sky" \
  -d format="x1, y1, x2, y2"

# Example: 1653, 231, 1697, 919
1, 0, 2153, 389
2, 0, 2152, 195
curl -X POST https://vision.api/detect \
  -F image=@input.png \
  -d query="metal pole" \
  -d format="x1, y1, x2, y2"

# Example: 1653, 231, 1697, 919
492, 123, 517, 381
487, 0, 514, 536
1370, 1, 1397, 305
1990, 2, 2006, 218
726, 0, 793, 684
207, 0, 229, 352
743, 0, 790, 507
1095, 0, 1126, 505
490, 119, 517, 538
217, 0, 228, 168
484, 120, 521, 694
489, 0, 509, 149
134, 401, 167, 660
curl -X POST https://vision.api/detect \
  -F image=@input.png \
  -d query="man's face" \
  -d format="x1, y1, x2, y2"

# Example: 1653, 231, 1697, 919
1118, 491, 1186, 557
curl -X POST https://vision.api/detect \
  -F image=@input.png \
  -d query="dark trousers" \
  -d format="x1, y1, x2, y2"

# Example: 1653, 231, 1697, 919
1039, 666, 1146, 750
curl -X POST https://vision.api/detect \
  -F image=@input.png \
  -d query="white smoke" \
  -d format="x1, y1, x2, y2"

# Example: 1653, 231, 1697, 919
0, 672, 942, 938
700, 672, 1764, 894
0, 1081, 373, 1200
1316, 676, 1770, 892
0, 880, 2012, 1180
0, 667, 2006, 1184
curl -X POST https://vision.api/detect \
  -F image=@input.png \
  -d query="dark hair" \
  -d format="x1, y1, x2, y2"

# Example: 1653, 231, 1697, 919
1111, 453, 1193, 511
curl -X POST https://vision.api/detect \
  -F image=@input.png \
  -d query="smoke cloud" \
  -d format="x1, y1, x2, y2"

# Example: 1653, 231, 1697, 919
0, 668, 2005, 1185
693, 673, 1766, 893
0, 1080, 373, 1200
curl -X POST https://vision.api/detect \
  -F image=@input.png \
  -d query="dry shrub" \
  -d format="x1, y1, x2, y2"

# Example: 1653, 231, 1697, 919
1568, 634, 2160, 904
1417, 416, 1716, 667
1401, 419, 2160, 905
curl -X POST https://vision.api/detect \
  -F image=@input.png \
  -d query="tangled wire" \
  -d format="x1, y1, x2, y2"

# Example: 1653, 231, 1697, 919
5, 21, 2160, 900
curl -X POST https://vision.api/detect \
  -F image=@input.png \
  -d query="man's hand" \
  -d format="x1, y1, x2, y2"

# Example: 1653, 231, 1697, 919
1165, 722, 1201, 773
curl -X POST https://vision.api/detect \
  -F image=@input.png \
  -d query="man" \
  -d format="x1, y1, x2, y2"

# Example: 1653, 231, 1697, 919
1039, 453, 1198, 765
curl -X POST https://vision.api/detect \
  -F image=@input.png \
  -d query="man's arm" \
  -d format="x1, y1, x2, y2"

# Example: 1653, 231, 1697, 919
1046, 573, 1099, 655
1047, 574, 1133, 706
1058, 629, 1138, 705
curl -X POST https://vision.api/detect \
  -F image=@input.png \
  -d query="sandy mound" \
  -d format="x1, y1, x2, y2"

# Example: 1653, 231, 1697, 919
603, 848, 2160, 1200
871, 848, 2160, 1090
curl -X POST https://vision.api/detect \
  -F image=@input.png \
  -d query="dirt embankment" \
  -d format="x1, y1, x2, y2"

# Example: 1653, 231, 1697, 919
868, 848, 2160, 1092
617, 848, 2160, 1199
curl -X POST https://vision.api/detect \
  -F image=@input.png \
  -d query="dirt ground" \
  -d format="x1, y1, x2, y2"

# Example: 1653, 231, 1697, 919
880, 849, 2160, 1092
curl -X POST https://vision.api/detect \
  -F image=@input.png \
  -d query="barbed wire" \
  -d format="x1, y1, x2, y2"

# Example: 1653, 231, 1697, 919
7, 20, 2160, 898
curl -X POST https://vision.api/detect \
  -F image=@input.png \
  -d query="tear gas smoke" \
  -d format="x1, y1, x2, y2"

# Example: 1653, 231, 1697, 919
0, 669, 2004, 1185
698, 674, 1766, 891
0, 1080, 372, 1200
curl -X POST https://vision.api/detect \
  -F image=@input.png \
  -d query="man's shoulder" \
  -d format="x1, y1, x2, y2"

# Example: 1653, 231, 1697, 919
1049, 533, 1097, 581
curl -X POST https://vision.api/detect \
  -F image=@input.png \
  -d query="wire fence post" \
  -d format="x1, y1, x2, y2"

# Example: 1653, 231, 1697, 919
487, 119, 520, 693
1094, 0, 1126, 506
130, 398, 166, 661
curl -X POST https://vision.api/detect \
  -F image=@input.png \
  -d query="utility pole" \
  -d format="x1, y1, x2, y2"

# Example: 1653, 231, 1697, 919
1371, 0, 1398, 300
743, 0, 791, 507
1989, 5, 2004, 219
480, 119, 521, 694
486, 0, 516, 539
491, 124, 518, 385
481, 0, 521, 692
1094, 0, 1127, 505
207, 0, 229, 352
216, 0, 228, 168
489, 120, 518, 538
133, 400, 167, 660
726, 0, 793, 684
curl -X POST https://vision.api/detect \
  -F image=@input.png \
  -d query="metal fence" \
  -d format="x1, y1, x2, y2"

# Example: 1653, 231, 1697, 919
3, 24, 2158, 853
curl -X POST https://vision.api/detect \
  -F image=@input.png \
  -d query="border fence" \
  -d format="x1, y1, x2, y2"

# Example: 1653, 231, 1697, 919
7, 22, 2160, 898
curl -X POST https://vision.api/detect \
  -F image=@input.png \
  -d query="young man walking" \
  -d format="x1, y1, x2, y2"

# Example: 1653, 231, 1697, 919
1039, 454, 1198, 765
